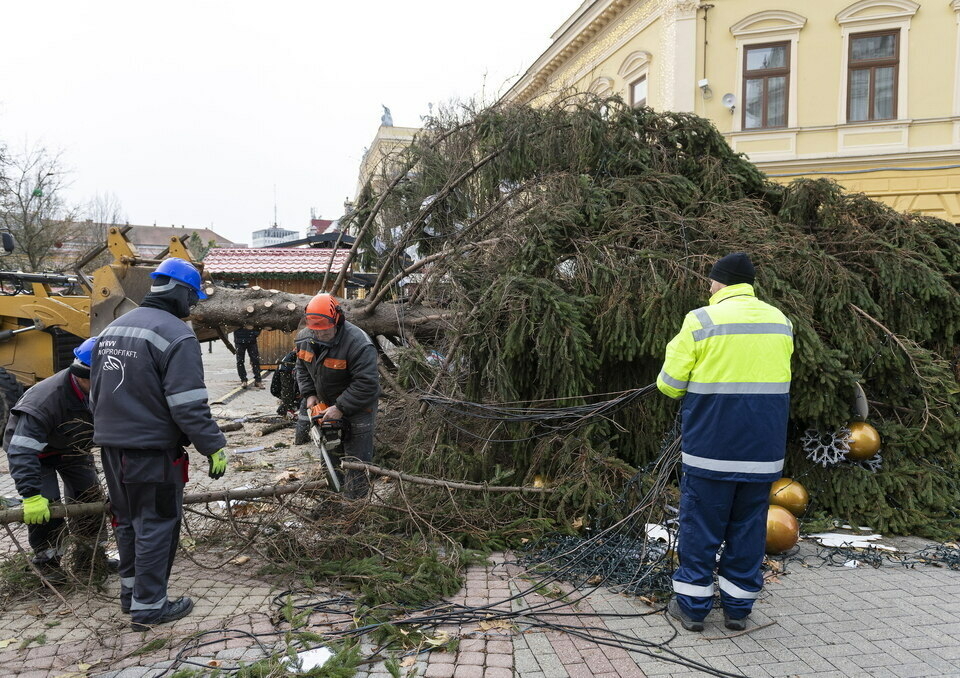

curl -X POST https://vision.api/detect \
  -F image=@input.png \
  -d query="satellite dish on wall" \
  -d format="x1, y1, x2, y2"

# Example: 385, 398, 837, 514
721, 93, 737, 112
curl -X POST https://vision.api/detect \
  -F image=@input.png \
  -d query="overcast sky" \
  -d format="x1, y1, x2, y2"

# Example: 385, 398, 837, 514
0, 2, 582, 246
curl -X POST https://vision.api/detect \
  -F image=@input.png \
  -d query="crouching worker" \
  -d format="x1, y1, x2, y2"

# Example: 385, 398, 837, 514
91, 257, 228, 631
295, 294, 379, 499
3, 337, 110, 582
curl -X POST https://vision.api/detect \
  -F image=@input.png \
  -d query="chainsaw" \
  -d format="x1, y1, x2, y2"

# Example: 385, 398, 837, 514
309, 404, 349, 492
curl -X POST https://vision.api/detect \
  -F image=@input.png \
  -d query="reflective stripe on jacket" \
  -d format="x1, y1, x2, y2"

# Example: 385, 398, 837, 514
3, 369, 93, 497
656, 284, 794, 482
294, 322, 379, 417
90, 307, 226, 456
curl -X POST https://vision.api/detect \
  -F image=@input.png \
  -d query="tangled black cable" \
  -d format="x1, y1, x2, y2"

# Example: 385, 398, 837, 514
419, 384, 659, 442
157, 406, 749, 677
281, 418, 748, 677
783, 542, 960, 570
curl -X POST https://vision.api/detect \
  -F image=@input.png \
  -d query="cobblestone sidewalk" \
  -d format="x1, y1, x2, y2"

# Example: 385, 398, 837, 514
0, 343, 958, 677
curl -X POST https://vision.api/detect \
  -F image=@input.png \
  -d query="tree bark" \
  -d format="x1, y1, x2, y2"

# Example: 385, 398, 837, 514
189, 286, 451, 340
341, 461, 555, 494
0, 480, 329, 524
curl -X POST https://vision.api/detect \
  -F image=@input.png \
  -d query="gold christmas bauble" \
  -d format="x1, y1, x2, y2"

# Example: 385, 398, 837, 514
845, 421, 881, 461
766, 505, 800, 555
769, 478, 809, 518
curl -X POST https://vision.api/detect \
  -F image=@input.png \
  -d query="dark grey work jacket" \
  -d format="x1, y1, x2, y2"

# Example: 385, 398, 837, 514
233, 328, 260, 345
3, 369, 93, 497
294, 322, 379, 417
90, 307, 226, 456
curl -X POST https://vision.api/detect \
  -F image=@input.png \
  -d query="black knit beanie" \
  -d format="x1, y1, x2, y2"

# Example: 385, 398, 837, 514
68, 361, 91, 380
709, 252, 755, 286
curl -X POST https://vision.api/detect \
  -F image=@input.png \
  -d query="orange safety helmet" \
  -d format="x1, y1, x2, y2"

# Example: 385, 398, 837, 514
305, 293, 343, 330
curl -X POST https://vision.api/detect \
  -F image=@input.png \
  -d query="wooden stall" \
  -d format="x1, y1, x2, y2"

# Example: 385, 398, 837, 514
203, 248, 349, 367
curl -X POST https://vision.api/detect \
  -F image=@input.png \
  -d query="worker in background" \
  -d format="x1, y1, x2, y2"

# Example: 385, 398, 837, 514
295, 293, 379, 499
4, 337, 111, 582
91, 257, 228, 631
233, 327, 262, 388
656, 252, 793, 632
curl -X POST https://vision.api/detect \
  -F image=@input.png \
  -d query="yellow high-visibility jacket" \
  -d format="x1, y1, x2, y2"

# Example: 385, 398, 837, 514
657, 284, 794, 482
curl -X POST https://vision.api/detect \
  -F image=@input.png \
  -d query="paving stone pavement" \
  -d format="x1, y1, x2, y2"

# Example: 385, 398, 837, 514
0, 343, 958, 676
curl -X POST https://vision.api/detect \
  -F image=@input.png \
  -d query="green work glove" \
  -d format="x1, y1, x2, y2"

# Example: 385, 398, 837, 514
22, 495, 50, 525
208, 449, 228, 480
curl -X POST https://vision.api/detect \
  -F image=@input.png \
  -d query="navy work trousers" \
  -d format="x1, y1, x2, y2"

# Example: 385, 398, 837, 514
102, 447, 186, 624
672, 473, 771, 621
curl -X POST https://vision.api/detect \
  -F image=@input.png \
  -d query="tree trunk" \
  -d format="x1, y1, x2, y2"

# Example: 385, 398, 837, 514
189, 286, 451, 340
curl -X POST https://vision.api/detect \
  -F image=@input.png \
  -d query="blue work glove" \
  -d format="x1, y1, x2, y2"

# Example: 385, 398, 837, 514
22, 495, 51, 524
208, 449, 228, 480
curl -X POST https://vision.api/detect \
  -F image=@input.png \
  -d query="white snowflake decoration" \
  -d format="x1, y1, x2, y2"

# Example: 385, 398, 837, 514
802, 427, 851, 467
853, 451, 883, 473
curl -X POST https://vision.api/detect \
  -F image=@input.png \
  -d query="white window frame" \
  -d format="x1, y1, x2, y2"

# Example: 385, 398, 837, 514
618, 51, 652, 108
835, 0, 918, 124
629, 75, 648, 108
730, 11, 807, 133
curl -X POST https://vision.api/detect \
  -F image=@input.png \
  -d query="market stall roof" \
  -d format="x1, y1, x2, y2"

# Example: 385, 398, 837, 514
203, 247, 350, 279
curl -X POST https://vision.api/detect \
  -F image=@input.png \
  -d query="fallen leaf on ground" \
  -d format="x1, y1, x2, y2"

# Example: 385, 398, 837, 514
423, 631, 449, 646
400, 656, 416, 667
477, 619, 514, 632
207, 660, 222, 667
0, 639, 15, 648
231, 556, 251, 565
25, 605, 43, 617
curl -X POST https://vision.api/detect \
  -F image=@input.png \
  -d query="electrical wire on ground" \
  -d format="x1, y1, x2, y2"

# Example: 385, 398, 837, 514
419, 384, 659, 442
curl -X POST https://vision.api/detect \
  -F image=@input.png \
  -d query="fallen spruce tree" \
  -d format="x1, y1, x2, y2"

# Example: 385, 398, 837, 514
193, 95, 960, 540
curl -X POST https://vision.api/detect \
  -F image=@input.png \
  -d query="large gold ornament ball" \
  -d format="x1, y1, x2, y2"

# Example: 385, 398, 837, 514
766, 505, 800, 555
845, 421, 881, 461
769, 478, 809, 518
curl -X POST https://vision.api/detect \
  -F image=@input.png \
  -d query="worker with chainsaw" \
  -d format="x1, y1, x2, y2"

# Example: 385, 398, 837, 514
295, 293, 379, 499
656, 252, 793, 632
4, 337, 112, 582
91, 257, 227, 631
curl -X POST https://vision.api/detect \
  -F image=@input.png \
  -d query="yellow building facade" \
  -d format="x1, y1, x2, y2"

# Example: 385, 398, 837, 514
355, 124, 420, 202
504, 0, 960, 222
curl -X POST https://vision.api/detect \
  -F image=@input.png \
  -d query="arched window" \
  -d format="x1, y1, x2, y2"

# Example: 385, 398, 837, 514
618, 51, 652, 108
588, 77, 614, 97
836, 1, 918, 122
730, 11, 807, 131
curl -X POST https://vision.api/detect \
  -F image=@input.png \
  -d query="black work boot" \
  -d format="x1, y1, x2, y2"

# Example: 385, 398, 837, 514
667, 596, 704, 632
723, 611, 748, 631
130, 596, 194, 632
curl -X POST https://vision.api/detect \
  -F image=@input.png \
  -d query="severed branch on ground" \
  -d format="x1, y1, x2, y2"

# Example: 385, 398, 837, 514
341, 461, 555, 494
0, 480, 329, 524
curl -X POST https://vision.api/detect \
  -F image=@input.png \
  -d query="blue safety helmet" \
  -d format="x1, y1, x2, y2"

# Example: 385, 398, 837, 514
73, 336, 98, 367
150, 257, 208, 300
